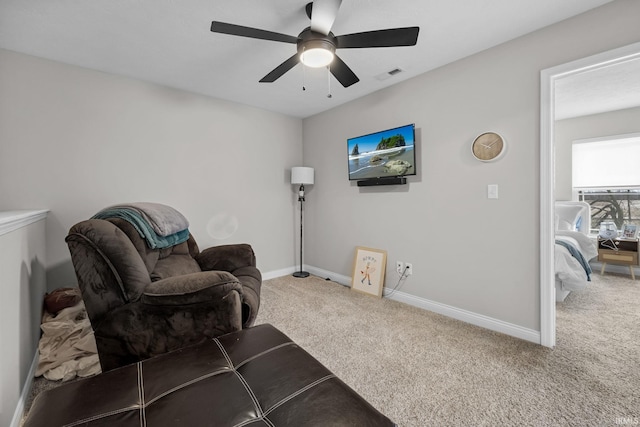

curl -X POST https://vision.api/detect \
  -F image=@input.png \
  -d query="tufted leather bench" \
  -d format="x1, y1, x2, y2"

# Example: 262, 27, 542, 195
24, 324, 395, 426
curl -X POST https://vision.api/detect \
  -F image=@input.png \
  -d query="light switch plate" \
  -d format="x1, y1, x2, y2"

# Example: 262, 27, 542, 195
488, 184, 499, 199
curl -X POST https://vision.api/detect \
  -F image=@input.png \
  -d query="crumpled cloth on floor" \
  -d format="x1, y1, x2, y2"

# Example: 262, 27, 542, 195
36, 300, 101, 381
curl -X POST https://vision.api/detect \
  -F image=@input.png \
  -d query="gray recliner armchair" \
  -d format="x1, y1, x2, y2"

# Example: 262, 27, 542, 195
65, 210, 261, 372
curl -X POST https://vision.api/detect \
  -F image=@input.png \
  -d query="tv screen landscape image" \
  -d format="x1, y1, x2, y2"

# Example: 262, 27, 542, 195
347, 123, 416, 181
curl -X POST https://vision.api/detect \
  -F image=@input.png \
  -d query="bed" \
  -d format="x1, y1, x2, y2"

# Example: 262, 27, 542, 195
554, 201, 598, 302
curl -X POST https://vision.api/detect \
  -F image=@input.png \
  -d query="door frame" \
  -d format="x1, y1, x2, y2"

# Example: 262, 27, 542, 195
540, 41, 640, 347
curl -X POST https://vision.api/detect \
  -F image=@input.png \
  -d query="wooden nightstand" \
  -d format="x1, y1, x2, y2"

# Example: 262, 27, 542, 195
598, 238, 639, 279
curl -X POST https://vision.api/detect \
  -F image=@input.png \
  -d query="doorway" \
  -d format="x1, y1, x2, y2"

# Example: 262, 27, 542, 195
540, 41, 640, 347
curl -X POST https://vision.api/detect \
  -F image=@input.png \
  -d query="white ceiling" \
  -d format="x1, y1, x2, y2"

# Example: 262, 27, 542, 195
554, 56, 640, 120
2, 0, 632, 119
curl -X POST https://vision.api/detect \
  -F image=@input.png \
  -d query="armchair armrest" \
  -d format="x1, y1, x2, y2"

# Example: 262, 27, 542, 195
141, 271, 242, 306
195, 243, 256, 273
194, 243, 261, 329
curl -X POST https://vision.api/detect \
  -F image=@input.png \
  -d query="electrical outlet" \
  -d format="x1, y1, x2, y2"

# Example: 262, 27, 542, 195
405, 263, 413, 276
396, 261, 404, 275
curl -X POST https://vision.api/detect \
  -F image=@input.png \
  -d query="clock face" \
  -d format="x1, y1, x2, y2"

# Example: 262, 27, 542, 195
472, 132, 505, 162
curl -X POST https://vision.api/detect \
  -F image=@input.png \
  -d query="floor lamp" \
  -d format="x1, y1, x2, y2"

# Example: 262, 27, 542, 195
291, 167, 314, 278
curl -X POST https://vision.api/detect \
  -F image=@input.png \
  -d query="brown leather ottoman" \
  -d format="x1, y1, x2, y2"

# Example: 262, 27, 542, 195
24, 323, 395, 426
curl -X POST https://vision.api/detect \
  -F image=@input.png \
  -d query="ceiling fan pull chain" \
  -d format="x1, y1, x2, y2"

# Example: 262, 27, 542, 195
327, 64, 332, 98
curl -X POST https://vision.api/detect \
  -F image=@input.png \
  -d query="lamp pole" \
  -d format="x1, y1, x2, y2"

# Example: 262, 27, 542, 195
293, 184, 309, 278
291, 167, 314, 278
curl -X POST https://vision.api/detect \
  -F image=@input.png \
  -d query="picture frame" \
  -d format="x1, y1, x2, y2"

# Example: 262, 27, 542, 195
621, 223, 638, 240
351, 246, 387, 298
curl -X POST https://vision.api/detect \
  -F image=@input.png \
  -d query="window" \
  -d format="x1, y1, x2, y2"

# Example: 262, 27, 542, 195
573, 133, 640, 232
578, 188, 640, 230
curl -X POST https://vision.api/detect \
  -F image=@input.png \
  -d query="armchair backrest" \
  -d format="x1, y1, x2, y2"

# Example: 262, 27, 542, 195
66, 219, 151, 324
106, 218, 201, 281
66, 218, 202, 325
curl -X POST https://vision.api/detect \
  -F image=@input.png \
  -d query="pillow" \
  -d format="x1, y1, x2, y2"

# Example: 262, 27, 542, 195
44, 287, 82, 315
555, 204, 583, 231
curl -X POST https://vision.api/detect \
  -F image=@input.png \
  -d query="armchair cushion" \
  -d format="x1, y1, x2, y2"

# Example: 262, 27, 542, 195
150, 252, 201, 282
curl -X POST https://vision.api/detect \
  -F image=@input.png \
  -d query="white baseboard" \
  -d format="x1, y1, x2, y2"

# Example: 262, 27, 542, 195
10, 351, 38, 427
264, 265, 540, 345
304, 265, 352, 286
262, 265, 352, 285
383, 288, 540, 344
262, 266, 297, 281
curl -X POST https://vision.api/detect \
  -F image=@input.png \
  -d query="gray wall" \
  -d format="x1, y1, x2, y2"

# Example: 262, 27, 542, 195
555, 106, 640, 201
0, 49, 303, 290
302, 0, 640, 332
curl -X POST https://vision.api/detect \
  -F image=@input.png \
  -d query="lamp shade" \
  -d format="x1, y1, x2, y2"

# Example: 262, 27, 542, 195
291, 167, 314, 185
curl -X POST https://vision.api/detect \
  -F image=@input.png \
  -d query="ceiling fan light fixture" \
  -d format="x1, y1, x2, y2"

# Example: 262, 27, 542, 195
301, 48, 334, 67
299, 39, 335, 68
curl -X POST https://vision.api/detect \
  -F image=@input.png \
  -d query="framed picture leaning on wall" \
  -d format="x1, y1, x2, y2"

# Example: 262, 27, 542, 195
351, 246, 387, 298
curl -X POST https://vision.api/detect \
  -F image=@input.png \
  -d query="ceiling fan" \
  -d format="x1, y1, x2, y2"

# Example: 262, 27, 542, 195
210, 0, 419, 88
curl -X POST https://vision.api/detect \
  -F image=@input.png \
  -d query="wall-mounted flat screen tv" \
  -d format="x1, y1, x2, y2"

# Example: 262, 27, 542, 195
347, 123, 416, 181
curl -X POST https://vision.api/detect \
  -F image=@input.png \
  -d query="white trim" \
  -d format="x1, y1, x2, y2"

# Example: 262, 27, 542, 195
262, 265, 352, 286
305, 265, 351, 287
540, 65, 556, 348
384, 288, 540, 344
0, 210, 48, 236
271, 266, 540, 344
540, 41, 640, 349
573, 132, 640, 146
10, 352, 39, 427
262, 266, 298, 281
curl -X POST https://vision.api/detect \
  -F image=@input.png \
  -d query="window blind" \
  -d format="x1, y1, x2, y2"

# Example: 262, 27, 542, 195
572, 134, 640, 188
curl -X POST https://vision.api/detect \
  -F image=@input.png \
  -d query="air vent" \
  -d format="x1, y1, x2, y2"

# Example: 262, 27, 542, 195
375, 67, 405, 81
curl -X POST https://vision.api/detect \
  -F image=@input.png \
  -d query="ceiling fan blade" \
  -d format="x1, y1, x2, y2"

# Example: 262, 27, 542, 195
309, 0, 342, 35
259, 54, 300, 83
211, 21, 298, 44
330, 54, 359, 87
336, 27, 419, 48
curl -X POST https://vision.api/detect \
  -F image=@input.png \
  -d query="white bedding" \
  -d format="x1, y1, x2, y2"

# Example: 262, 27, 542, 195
554, 201, 597, 301
555, 230, 598, 292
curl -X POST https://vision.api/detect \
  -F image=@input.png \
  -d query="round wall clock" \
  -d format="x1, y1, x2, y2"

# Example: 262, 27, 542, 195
471, 132, 506, 162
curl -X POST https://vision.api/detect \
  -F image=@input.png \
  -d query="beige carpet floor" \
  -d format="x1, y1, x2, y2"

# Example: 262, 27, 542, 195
24, 272, 639, 426
254, 273, 639, 426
